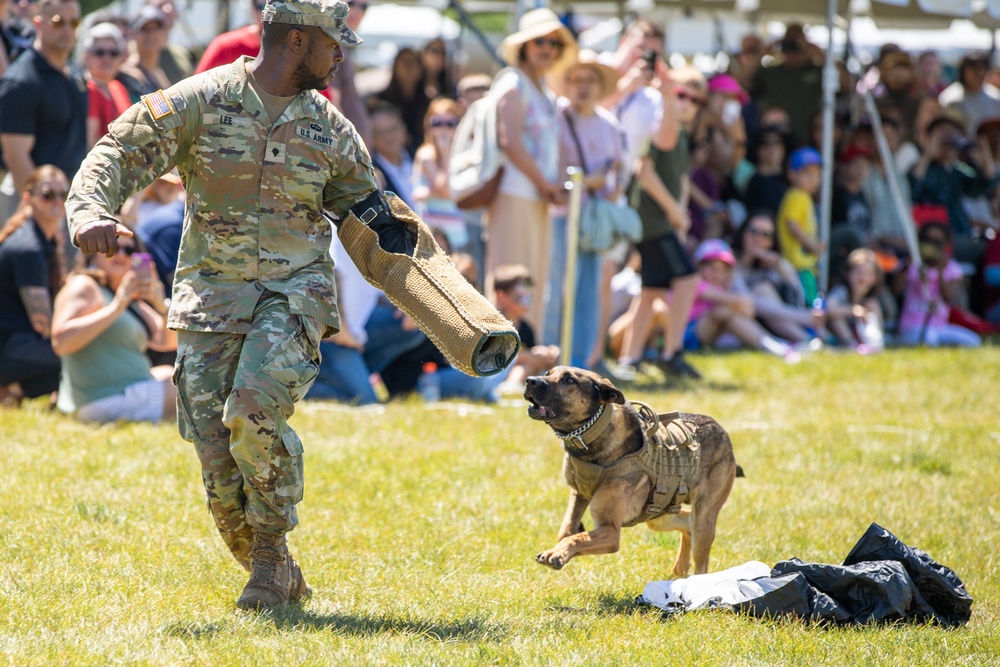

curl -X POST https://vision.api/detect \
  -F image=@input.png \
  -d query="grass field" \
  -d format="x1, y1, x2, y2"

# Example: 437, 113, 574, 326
2, 347, 999, 666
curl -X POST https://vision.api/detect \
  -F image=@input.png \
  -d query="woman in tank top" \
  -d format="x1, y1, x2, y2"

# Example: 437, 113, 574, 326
51, 235, 177, 423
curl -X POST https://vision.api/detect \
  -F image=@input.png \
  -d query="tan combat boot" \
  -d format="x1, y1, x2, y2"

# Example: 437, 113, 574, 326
236, 532, 311, 610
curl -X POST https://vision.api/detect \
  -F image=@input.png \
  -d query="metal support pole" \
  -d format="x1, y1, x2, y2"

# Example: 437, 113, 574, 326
560, 168, 584, 367
840, 25, 921, 273
818, 0, 839, 294
862, 91, 921, 270
447, 0, 505, 69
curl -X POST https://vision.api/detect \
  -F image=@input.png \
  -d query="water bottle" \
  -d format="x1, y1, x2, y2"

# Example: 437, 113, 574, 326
417, 362, 441, 402
806, 292, 826, 342
811, 292, 826, 312
855, 312, 885, 354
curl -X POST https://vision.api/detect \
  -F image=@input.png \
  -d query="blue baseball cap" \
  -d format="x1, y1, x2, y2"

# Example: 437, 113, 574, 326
789, 146, 823, 171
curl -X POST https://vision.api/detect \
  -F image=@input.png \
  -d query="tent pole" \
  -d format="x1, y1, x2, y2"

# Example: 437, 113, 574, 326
447, 0, 505, 69
840, 32, 922, 274
862, 90, 921, 270
818, 0, 839, 294
559, 168, 584, 367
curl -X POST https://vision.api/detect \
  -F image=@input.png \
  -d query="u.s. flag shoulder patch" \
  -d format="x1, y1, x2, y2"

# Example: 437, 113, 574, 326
143, 90, 175, 121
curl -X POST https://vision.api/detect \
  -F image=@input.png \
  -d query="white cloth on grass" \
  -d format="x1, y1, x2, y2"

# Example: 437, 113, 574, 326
639, 560, 773, 611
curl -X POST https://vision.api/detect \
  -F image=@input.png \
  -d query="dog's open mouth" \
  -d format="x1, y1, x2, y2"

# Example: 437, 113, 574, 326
524, 390, 556, 421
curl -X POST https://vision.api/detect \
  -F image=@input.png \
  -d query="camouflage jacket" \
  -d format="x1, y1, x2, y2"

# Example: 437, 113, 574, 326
66, 57, 378, 335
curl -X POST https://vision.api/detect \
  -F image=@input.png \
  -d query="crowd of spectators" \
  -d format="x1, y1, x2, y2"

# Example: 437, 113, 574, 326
1, 0, 998, 416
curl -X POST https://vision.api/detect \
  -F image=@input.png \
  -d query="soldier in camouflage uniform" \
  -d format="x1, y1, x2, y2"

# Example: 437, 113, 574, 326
66, 0, 377, 610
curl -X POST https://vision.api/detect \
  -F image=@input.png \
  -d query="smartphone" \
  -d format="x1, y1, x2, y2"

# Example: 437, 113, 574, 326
131, 252, 153, 280
642, 49, 658, 70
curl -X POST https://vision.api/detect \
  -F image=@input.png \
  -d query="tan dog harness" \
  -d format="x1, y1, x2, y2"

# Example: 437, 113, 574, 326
563, 402, 701, 527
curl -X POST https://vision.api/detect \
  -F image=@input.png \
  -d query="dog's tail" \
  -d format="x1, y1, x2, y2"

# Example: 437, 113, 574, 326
736, 464, 745, 478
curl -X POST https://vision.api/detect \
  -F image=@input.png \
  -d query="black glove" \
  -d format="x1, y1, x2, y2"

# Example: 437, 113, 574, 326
345, 190, 418, 255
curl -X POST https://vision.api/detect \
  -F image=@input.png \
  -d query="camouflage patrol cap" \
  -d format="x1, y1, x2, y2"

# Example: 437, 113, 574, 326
260, 0, 362, 46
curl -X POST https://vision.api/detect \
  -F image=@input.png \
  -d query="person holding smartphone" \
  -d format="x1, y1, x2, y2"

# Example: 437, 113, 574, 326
50, 236, 177, 423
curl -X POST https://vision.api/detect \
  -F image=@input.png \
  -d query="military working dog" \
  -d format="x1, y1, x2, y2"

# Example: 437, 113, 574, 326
525, 366, 738, 577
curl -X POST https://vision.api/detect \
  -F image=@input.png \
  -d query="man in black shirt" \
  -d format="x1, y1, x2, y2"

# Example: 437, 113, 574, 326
0, 0, 86, 203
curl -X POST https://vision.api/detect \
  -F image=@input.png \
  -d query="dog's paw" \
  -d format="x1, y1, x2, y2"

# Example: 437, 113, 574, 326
535, 550, 567, 570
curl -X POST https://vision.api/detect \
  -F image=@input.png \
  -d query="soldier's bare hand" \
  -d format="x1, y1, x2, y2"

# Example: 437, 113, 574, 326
75, 220, 134, 258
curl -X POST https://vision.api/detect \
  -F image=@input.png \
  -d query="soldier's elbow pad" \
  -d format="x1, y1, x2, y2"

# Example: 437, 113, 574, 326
337, 190, 520, 377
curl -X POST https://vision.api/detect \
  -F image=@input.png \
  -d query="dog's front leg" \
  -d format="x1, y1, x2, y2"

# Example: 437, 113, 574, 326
555, 489, 589, 541
536, 483, 628, 570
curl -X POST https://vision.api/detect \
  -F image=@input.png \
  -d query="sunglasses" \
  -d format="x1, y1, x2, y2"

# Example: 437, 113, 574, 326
532, 37, 565, 50
748, 228, 775, 238
429, 116, 458, 128
37, 188, 68, 202
49, 14, 81, 28
676, 90, 704, 105
90, 48, 121, 58
118, 245, 139, 256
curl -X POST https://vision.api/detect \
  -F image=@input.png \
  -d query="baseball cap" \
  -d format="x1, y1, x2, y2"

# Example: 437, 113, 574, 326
839, 144, 874, 163
707, 74, 749, 105
926, 109, 967, 136
260, 0, 361, 46
492, 264, 534, 292
880, 51, 913, 70
694, 239, 735, 266
132, 6, 167, 31
788, 146, 823, 171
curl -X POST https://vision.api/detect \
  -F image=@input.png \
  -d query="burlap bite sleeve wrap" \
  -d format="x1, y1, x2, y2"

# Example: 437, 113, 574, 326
336, 191, 519, 376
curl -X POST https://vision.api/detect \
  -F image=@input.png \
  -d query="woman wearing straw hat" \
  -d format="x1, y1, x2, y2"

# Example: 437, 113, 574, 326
485, 7, 578, 336
543, 49, 627, 366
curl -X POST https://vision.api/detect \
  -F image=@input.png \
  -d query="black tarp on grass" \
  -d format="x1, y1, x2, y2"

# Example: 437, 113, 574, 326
644, 523, 973, 626
730, 523, 972, 625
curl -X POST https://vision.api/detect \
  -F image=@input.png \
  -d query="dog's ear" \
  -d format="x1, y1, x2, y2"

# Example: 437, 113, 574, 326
594, 377, 626, 405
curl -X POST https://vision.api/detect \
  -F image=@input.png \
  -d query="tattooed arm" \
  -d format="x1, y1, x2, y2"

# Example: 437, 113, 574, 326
18, 286, 53, 339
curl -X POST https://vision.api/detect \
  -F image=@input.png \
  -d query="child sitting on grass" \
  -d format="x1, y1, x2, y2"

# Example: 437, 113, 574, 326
897, 222, 982, 347
681, 239, 800, 361
777, 147, 825, 304
825, 248, 885, 352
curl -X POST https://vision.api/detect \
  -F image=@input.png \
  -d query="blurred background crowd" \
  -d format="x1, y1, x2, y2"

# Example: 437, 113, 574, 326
1, 0, 999, 421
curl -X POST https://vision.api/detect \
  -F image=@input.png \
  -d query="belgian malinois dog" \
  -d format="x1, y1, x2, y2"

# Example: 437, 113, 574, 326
525, 367, 738, 577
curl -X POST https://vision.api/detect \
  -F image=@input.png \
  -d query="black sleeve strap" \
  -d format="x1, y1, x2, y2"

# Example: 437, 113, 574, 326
349, 189, 390, 224
346, 190, 417, 255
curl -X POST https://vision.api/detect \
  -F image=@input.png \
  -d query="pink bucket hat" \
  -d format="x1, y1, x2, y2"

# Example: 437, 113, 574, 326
707, 74, 749, 105
694, 238, 736, 266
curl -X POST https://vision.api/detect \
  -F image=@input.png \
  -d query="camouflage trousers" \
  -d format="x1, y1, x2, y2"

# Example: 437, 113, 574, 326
173, 290, 324, 571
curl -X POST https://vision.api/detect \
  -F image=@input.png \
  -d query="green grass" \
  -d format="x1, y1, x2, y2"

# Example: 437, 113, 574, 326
2, 347, 999, 666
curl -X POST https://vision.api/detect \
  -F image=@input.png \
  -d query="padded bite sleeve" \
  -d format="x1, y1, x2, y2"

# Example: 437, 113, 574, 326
335, 191, 519, 377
